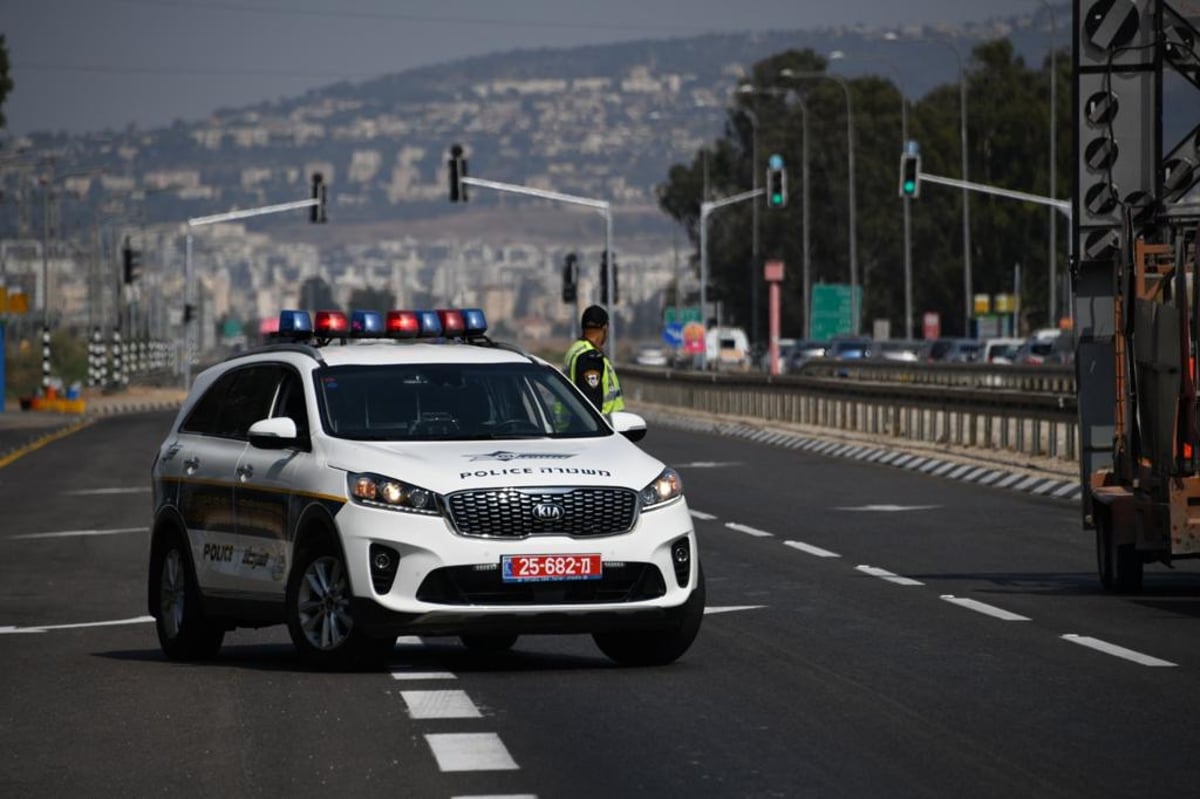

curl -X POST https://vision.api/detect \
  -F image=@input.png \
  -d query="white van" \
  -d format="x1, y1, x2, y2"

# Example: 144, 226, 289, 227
705, 327, 750, 369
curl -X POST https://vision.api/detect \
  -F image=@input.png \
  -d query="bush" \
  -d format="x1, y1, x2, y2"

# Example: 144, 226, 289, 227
3, 326, 89, 402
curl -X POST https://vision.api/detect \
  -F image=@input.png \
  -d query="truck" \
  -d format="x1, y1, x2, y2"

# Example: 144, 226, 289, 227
1074, 0, 1200, 591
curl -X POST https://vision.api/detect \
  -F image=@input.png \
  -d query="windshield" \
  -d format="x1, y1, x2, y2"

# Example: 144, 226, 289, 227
315, 362, 609, 441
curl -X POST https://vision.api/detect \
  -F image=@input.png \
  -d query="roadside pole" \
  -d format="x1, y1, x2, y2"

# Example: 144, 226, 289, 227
699, 188, 764, 371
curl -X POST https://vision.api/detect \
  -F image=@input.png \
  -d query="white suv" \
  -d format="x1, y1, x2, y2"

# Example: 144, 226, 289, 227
148, 309, 703, 668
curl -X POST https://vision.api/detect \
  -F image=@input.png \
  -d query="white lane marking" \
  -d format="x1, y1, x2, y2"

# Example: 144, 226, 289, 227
426, 733, 520, 772
452, 795, 537, 799
0, 615, 154, 634
855, 565, 925, 586
61, 487, 151, 496
401, 690, 483, 720
725, 522, 773, 538
833, 504, 940, 512
940, 595, 1031, 621
11, 526, 148, 540
704, 605, 766, 615
395, 635, 424, 646
689, 510, 717, 521
678, 461, 741, 468
783, 540, 841, 558
1060, 634, 1177, 667
391, 670, 457, 680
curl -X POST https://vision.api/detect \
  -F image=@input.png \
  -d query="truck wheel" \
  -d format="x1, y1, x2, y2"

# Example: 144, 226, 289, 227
286, 535, 393, 669
1096, 511, 1143, 593
593, 566, 705, 666
150, 531, 225, 660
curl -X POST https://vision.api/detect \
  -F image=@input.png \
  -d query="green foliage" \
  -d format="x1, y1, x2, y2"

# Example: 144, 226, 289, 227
346, 286, 395, 312
0, 35, 12, 129
657, 41, 1071, 339
3, 327, 89, 401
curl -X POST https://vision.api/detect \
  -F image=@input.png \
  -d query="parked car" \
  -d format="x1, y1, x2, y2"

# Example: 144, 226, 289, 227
786, 340, 830, 372
871, 340, 923, 363
981, 337, 1024, 364
1013, 328, 1066, 365
634, 344, 669, 367
925, 337, 981, 363
826, 336, 873, 361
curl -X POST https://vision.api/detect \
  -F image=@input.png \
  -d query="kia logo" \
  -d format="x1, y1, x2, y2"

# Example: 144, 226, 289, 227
532, 503, 564, 521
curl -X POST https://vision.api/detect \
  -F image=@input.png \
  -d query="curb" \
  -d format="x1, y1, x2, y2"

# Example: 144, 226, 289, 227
639, 409, 1083, 504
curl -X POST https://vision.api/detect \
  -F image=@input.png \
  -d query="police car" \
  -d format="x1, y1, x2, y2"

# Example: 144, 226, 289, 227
148, 308, 703, 668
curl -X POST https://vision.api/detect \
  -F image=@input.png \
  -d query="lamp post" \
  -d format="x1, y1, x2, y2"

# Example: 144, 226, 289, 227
736, 104, 761, 350
1034, 0, 1059, 326
829, 50, 913, 340
778, 68, 858, 334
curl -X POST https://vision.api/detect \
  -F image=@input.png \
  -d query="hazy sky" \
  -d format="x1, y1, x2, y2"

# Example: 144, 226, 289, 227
3, 0, 1050, 136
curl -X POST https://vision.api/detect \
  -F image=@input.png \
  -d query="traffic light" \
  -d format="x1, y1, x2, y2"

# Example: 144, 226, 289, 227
599, 250, 619, 305
448, 143, 469, 203
766, 154, 787, 209
562, 252, 578, 303
310, 173, 327, 223
899, 153, 921, 198
122, 237, 141, 284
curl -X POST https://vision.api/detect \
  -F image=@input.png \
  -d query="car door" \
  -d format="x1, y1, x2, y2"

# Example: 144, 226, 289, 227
168, 368, 246, 595
233, 365, 313, 598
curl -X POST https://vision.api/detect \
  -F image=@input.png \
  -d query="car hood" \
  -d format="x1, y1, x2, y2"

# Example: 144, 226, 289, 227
323, 434, 666, 494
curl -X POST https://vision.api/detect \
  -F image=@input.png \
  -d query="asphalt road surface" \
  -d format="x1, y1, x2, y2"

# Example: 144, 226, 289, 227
2, 411, 1200, 798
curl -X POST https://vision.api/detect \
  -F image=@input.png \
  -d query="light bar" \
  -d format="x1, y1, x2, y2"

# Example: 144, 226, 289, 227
350, 310, 384, 337
437, 309, 465, 336
462, 308, 488, 336
386, 310, 421, 338
417, 310, 443, 337
278, 309, 312, 334
314, 310, 349, 335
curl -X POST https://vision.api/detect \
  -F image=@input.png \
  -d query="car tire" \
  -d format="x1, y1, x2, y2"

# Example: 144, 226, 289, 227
150, 530, 225, 660
1096, 510, 1143, 593
460, 633, 519, 653
286, 535, 394, 669
592, 565, 705, 667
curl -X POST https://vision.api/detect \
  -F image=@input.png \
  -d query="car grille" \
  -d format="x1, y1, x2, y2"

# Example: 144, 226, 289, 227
446, 487, 638, 538
416, 563, 666, 605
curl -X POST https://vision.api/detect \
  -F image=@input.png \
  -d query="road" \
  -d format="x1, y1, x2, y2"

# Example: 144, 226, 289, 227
2, 410, 1199, 797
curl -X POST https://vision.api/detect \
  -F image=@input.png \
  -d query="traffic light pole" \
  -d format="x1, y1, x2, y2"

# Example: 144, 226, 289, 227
699, 187, 764, 370
183, 196, 322, 390
458, 176, 617, 359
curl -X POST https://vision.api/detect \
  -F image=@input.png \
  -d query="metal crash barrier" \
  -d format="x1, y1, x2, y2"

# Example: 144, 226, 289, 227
620, 362, 1078, 461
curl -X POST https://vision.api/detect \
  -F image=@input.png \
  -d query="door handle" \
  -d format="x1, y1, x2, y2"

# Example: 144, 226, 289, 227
183, 457, 200, 472
237, 464, 254, 480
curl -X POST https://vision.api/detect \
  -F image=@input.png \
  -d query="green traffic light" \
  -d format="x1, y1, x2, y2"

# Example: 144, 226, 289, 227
903, 180, 916, 194
770, 193, 783, 206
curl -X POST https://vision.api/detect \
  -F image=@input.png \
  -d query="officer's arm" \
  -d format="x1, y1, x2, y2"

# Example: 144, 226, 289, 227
572, 349, 606, 409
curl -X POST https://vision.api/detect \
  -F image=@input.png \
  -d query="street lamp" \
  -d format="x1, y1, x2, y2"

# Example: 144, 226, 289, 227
735, 85, 812, 339
778, 67, 859, 335
828, 50, 914, 341
1032, 0, 1059, 325
734, 103, 762, 350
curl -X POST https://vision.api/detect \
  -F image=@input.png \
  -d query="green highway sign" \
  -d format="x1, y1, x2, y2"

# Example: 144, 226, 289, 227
809, 284, 861, 340
664, 306, 702, 325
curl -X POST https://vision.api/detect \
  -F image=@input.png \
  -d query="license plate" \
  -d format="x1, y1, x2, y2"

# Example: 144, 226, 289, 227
501, 554, 602, 583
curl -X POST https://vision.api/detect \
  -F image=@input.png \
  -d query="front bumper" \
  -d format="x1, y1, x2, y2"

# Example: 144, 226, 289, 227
335, 495, 697, 632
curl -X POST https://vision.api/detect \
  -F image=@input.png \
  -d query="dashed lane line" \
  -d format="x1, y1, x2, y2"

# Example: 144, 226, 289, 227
724, 522, 773, 537
401, 690, 483, 720
1060, 634, 1177, 667
426, 733, 520, 772
689, 510, 717, 521
783, 540, 841, 558
0, 615, 154, 634
10, 526, 148, 540
391, 670, 457, 680
704, 605, 766, 615
62, 487, 151, 496
855, 565, 925, 586
940, 595, 1031, 622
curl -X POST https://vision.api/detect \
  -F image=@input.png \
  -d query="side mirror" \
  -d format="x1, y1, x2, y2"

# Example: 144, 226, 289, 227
610, 410, 647, 442
248, 416, 299, 450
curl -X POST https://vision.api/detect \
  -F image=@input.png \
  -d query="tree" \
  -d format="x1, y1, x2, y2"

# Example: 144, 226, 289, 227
347, 286, 395, 312
0, 36, 12, 129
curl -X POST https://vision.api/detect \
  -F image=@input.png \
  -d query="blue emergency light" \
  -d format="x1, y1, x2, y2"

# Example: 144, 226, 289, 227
350, 310, 384, 337
417, 310, 443, 337
462, 308, 488, 336
278, 310, 313, 335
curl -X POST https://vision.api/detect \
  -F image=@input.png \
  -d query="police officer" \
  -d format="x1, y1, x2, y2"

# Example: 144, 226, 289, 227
564, 304, 624, 414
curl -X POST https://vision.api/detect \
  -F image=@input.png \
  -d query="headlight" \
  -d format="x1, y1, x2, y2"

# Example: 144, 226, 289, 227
348, 472, 442, 515
640, 467, 683, 510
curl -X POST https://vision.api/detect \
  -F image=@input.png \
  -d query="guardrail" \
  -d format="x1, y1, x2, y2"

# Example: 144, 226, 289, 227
620, 362, 1078, 461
